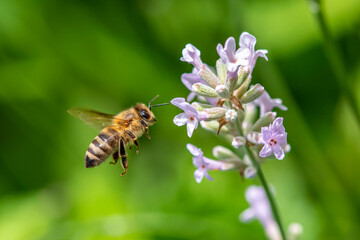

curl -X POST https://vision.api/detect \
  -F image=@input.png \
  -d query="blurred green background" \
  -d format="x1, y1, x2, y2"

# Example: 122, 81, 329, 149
0, 0, 359, 239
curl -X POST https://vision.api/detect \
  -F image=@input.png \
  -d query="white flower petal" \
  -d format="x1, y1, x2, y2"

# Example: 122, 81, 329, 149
194, 169, 204, 183
173, 113, 188, 126
186, 118, 198, 137
240, 208, 256, 222
186, 143, 201, 156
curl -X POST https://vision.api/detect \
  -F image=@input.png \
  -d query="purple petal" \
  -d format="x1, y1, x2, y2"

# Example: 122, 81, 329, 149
261, 127, 271, 141
239, 32, 256, 51
186, 143, 201, 156
272, 146, 285, 160
240, 208, 256, 222
171, 97, 186, 108
259, 144, 272, 158
194, 169, 204, 183
181, 73, 204, 91
203, 171, 214, 181
173, 113, 188, 126
204, 157, 225, 170
179, 102, 198, 116
186, 92, 197, 102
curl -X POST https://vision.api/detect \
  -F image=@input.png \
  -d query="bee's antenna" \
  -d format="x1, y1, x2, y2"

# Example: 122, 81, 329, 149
150, 103, 169, 110
148, 95, 160, 109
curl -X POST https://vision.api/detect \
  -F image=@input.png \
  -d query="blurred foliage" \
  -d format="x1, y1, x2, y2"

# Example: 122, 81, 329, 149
0, 0, 359, 239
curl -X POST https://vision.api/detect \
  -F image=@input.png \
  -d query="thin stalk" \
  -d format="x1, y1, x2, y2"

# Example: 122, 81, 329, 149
233, 119, 287, 240
307, 0, 360, 123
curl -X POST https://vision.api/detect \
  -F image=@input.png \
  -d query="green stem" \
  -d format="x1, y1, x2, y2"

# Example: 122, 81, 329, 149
233, 120, 287, 240
307, 0, 360, 124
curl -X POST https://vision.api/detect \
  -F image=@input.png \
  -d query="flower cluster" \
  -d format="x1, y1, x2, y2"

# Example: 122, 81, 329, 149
172, 32, 295, 239
172, 32, 289, 181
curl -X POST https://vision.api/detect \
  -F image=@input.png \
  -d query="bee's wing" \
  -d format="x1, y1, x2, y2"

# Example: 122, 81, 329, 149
67, 108, 115, 130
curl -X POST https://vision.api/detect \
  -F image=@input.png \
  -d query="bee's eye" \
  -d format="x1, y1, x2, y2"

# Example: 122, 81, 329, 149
139, 109, 150, 120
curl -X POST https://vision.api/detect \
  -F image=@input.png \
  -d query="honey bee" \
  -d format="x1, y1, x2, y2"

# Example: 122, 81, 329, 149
68, 96, 168, 176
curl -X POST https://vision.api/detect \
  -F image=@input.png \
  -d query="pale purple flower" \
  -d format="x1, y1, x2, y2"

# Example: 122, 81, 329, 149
259, 117, 287, 160
240, 186, 281, 240
187, 144, 225, 183
254, 90, 288, 117
239, 32, 268, 73
181, 68, 217, 105
171, 98, 208, 137
216, 36, 249, 74
180, 44, 203, 70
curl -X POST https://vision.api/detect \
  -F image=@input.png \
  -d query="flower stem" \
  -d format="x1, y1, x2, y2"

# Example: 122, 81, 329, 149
245, 145, 287, 240
233, 119, 287, 240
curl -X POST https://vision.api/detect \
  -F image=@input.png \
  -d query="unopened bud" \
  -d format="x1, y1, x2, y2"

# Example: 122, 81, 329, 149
247, 131, 263, 144
200, 120, 228, 133
225, 109, 238, 122
241, 84, 264, 104
192, 83, 218, 98
216, 59, 227, 84
244, 166, 257, 179
199, 65, 220, 88
215, 84, 229, 98
234, 75, 251, 99
213, 146, 237, 159
236, 66, 250, 89
251, 112, 277, 132
203, 107, 226, 120
232, 136, 246, 148
225, 75, 238, 93
191, 102, 213, 112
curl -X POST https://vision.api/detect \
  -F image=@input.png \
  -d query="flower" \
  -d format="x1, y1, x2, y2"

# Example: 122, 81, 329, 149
181, 68, 218, 105
239, 32, 268, 73
171, 98, 208, 137
187, 144, 225, 183
253, 90, 287, 117
216, 36, 249, 74
180, 44, 203, 70
259, 117, 287, 160
240, 186, 281, 240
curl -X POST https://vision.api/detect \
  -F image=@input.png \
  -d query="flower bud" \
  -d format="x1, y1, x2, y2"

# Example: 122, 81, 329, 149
234, 75, 251, 99
232, 136, 246, 148
200, 120, 229, 133
199, 65, 220, 88
236, 66, 250, 89
191, 102, 214, 111
225, 109, 238, 122
225, 75, 238, 93
215, 84, 229, 98
247, 131, 263, 144
243, 103, 257, 126
244, 166, 257, 179
203, 107, 227, 120
216, 59, 227, 84
250, 112, 277, 132
213, 146, 238, 159
241, 84, 265, 104
192, 83, 218, 98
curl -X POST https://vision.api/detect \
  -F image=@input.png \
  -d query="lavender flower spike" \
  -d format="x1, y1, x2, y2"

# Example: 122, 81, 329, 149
216, 36, 249, 74
239, 32, 268, 73
187, 144, 225, 183
171, 98, 207, 137
240, 186, 282, 240
254, 90, 288, 117
260, 117, 287, 160
180, 44, 203, 70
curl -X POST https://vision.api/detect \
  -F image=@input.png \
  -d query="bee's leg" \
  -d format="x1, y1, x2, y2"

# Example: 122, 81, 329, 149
110, 151, 119, 165
126, 130, 139, 154
119, 137, 128, 176
140, 119, 151, 139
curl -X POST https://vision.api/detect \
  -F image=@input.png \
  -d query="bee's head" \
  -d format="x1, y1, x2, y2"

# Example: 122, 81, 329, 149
135, 95, 168, 125
135, 103, 157, 125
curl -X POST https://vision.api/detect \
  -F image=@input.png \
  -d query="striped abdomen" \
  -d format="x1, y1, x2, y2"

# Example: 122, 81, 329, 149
85, 127, 120, 168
